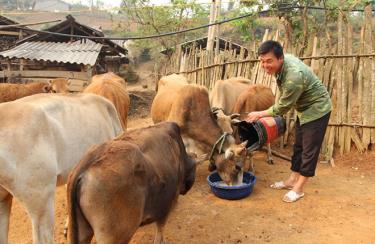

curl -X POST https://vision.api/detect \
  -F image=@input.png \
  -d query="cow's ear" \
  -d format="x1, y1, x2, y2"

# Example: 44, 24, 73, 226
230, 113, 240, 119
211, 107, 220, 119
224, 149, 234, 159
231, 118, 241, 125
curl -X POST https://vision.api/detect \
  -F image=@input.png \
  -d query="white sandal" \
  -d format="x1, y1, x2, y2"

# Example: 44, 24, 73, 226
283, 190, 305, 203
270, 181, 293, 190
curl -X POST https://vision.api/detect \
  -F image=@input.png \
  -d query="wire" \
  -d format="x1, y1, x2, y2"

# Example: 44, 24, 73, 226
16, 11, 258, 40
1, 3, 372, 15
9, 5, 375, 41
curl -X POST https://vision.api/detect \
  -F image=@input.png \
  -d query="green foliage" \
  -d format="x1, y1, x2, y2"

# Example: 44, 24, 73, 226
115, 0, 370, 59
119, 0, 209, 58
229, 3, 265, 42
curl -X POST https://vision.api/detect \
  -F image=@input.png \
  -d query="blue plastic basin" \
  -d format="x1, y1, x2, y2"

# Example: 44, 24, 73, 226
207, 171, 256, 200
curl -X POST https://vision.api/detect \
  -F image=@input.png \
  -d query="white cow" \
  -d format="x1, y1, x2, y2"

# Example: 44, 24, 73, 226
0, 93, 123, 244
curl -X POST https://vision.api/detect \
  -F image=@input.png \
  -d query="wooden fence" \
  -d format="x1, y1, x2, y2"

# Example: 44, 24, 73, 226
162, 6, 375, 163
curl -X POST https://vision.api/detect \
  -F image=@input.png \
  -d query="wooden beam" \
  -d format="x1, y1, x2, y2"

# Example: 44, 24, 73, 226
3, 70, 89, 80
0, 19, 61, 30
0, 30, 20, 36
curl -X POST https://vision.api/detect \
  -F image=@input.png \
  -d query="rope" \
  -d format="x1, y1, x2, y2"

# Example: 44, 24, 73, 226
208, 132, 229, 164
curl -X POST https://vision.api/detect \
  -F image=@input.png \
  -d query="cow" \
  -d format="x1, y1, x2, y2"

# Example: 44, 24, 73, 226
151, 81, 242, 185
0, 81, 51, 102
210, 77, 252, 115
209, 77, 253, 135
232, 84, 276, 165
155, 73, 188, 92
0, 93, 123, 244
67, 122, 196, 244
84, 73, 130, 130
50, 78, 70, 93
232, 84, 275, 117
91, 71, 127, 86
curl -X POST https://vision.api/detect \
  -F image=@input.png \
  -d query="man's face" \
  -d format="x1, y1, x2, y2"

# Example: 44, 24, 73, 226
259, 52, 284, 75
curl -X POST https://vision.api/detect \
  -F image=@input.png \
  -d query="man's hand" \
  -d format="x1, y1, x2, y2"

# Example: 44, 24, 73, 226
245, 111, 263, 123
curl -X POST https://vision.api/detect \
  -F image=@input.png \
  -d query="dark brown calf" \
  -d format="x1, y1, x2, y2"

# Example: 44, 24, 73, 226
67, 122, 196, 244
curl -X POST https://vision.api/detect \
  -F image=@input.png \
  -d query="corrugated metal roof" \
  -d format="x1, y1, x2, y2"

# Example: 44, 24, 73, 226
0, 41, 103, 66
16, 15, 127, 56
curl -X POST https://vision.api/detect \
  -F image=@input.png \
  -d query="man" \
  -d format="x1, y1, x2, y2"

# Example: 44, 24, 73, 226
246, 40, 332, 203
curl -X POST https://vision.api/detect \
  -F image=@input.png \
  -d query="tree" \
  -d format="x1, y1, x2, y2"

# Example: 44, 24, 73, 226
119, 0, 209, 59
234, 0, 368, 54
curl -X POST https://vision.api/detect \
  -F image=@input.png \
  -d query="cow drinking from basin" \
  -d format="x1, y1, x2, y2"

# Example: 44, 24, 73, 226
151, 75, 243, 185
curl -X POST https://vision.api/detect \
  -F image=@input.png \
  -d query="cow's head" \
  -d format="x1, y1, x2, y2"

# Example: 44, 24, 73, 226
180, 153, 197, 195
50, 78, 70, 93
209, 141, 248, 185
212, 107, 241, 134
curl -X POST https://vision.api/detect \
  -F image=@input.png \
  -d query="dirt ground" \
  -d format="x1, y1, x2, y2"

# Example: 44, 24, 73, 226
8, 108, 375, 243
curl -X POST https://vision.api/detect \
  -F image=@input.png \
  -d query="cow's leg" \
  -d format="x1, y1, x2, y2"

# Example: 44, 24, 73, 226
245, 152, 254, 173
266, 143, 274, 164
154, 221, 166, 244
0, 187, 12, 244
21, 185, 56, 244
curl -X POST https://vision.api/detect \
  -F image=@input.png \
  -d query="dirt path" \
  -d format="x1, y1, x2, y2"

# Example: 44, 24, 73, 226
8, 116, 375, 244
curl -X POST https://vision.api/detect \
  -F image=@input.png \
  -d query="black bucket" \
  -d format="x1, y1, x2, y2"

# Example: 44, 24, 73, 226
237, 116, 286, 152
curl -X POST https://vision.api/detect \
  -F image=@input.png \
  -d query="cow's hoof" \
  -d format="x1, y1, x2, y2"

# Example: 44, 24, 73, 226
267, 159, 274, 165
64, 228, 68, 239
208, 162, 216, 171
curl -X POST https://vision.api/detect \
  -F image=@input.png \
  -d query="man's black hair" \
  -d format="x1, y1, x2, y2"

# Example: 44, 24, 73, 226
258, 40, 284, 59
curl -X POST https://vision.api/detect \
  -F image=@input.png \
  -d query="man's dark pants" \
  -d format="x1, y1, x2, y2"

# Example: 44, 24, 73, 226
291, 112, 331, 177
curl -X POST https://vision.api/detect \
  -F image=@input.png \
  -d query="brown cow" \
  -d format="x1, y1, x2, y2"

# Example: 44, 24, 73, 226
233, 84, 275, 165
91, 71, 127, 86
209, 77, 252, 135
155, 73, 188, 92
50, 78, 70, 93
67, 122, 196, 244
151, 79, 243, 184
0, 82, 51, 102
84, 73, 130, 130
233, 84, 275, 118
210, 77, 252, 114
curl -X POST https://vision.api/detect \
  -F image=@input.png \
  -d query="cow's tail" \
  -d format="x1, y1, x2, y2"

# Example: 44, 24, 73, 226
67, 173, 84, 244
67, 145, 101, 244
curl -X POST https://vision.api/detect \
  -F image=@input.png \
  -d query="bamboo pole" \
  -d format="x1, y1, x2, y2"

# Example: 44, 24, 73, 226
251, 29, 269, 84
362, 4, 372, 148
311, 35, 320, 76
337, 9, 345, 155
346, 20, 354, 153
